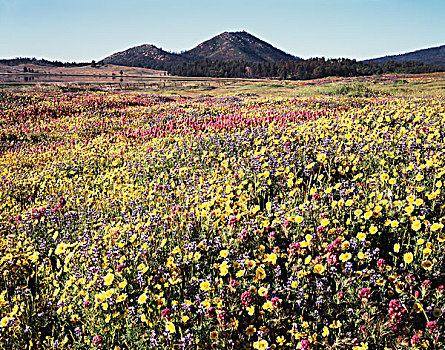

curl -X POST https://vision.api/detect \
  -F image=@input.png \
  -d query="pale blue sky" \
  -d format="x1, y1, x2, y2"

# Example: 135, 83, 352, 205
0, 0, 444, 62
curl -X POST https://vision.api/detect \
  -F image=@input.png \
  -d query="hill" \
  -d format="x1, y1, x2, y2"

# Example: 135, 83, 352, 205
102, 44, 187, 70
181, 31, 297, 62
102, 31, 298, 69
367, 44, 445, 67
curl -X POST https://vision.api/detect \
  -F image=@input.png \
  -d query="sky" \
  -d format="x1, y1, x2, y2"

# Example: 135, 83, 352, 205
0, 0, 444, 62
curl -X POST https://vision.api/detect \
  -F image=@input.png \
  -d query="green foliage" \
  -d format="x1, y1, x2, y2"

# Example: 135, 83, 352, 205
169, 58, 444, 80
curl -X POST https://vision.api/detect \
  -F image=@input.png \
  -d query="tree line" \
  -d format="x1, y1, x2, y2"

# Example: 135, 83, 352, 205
0, 57, 87, 68
168, 58, 444, 79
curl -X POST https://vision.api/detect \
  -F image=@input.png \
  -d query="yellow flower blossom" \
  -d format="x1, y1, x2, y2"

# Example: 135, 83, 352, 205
404, 252, 413, 264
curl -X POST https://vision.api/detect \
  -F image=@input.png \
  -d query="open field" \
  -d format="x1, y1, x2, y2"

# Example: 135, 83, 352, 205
1, 69, 445, 98
0, 64, 167, 85
0, 64, 165, 76
0, 79, 445, 349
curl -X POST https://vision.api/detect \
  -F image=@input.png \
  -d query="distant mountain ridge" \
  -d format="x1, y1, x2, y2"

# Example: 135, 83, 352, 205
3, 34, 444, 71
102, 31, 298, 69
367, 44, 445, 67
2, 35, 444, 78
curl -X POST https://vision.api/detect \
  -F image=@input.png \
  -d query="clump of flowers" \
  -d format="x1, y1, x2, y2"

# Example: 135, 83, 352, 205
0, 90, 444, 349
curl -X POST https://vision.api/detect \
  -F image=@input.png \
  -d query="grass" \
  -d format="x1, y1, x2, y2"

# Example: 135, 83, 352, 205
1, 72, 444, 98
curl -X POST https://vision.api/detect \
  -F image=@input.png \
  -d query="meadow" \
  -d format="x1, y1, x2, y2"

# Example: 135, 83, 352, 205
0, 77, 444, 349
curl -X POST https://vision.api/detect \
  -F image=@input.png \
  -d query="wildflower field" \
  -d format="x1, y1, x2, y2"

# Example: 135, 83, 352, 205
0, 88, 444, 349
